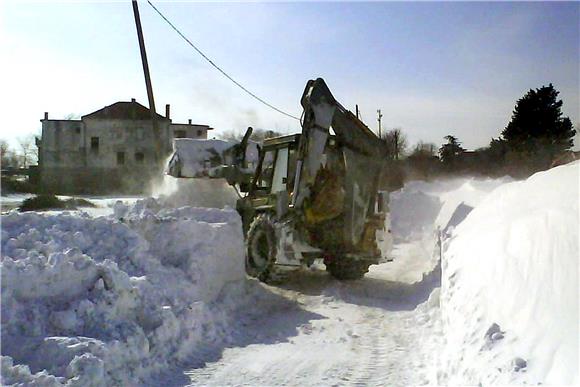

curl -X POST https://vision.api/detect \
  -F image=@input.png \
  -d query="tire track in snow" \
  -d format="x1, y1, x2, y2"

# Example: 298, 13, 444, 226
175, 260, 440, 387
337, 309, 415, 387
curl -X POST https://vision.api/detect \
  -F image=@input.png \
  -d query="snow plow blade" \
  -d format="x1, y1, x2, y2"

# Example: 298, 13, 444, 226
166, 138, 259, 179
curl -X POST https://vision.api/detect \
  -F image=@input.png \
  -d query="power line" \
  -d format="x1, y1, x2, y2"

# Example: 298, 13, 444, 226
146, 0, 300, 121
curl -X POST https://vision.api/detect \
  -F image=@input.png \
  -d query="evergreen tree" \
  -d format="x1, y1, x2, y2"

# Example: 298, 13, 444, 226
487, 137, 509, 164
502, 84, 575, 159
439, 135, 465, 167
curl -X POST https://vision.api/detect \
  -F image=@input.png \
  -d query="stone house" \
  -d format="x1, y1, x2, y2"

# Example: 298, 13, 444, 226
37, 99, 213, 194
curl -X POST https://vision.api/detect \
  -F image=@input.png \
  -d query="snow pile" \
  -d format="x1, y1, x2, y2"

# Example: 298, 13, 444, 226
390, 178, 512, 242
153, 177, 239, 209
390, 177, 512, 242
1, 200, 254, 385
438, 161, 579, 384
390, 186, 442, 242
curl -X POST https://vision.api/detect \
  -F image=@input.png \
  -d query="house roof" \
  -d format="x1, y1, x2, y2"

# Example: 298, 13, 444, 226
82, 100, 169, 121
170, 123, 214, 130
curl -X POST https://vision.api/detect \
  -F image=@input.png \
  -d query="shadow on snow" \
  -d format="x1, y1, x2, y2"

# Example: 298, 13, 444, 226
278, 259, 441, 312
146, 284, 326, 386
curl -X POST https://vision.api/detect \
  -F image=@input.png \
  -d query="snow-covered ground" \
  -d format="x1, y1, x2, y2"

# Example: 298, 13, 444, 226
1, 162, 578, 385
0, 194, 143, 217
1, 176, 237, 216
0, 193, 36, 213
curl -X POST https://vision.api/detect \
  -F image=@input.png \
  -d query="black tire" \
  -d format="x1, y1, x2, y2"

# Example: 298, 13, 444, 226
325, 258, 371, 280
245, 214, 277, 282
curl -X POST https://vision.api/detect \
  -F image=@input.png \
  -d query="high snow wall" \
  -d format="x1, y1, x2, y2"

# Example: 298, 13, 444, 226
390, 165, 578, 384
0, 200, 251, 385
437, 162, 579, 384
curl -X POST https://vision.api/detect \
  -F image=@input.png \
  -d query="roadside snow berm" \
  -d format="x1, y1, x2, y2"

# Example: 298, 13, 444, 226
438, 161, 579, 384
0, 201, 257, 385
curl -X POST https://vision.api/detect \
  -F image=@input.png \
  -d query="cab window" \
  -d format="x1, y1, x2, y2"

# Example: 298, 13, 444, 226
271, 147, 289, 193
256, 150, 275, 189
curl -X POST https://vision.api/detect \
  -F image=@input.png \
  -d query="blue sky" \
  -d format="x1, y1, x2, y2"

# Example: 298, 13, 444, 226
1, 1, 578, 150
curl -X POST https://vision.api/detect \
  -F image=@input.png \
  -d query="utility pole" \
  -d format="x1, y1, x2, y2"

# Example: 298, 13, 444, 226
355, 104, 360, 120
132, 0, 162, 162
377, 109, 383, 138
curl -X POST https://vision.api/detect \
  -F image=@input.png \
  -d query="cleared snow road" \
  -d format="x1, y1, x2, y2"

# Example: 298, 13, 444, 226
165, 238, 442, 387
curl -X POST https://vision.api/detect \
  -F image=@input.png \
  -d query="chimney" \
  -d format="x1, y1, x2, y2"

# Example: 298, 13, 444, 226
44, 112, 48, 120
131, 98, 136, 103
188, 119, 192, 125
165, 104, 170, 119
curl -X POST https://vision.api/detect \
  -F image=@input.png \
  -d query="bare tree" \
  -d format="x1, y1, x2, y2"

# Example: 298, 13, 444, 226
1, 139, 12, 167
410, 141, 438, 157
381, 128, 408, 160
250, 128, 283, 142
0, 140, 9, 162
218, 130, 244, 142
17, 135, 37, 168
1, 140, 21, 168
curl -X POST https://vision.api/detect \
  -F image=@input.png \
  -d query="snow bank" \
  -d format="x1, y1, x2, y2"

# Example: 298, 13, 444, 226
1, 199, 254, 385
390, 177, 511, 242
390, 172, 576, 384
438, 162, 579, 384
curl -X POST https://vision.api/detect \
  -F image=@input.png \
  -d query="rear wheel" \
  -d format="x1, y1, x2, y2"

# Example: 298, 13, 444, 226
325, 258, 371, 280
245, 214, 277, 282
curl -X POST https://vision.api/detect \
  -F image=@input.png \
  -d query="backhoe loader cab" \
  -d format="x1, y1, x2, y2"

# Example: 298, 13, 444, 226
237, 131, 388, 281
246, 134, 301, 197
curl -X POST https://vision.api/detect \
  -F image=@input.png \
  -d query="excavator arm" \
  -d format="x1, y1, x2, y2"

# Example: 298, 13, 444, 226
292, 78, 386, 250
293, 78, 385, 206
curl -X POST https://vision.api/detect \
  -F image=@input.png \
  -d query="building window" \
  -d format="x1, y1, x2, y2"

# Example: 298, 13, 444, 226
174, 130, 186, 139
90, 137, 99, 153
135, 152, 145, 163
197, 130, 203, 137
75, 127, 81, 134
117, 152, 125, 165
136, 128, 144, 140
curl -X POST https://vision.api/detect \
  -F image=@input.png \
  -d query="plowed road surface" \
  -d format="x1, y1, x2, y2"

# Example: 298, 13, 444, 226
162, 239, 442, 387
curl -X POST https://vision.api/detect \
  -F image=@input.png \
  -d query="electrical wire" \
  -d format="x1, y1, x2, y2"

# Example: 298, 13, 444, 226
146, 0, 301, 121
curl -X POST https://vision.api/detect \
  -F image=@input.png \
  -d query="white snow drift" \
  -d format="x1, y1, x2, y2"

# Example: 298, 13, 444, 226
1, 200, 256, 386
438, 161, 579, 385
389, 165, 578, 385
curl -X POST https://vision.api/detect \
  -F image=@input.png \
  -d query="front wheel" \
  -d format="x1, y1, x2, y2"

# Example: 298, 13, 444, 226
245, 214, 277, 282
325, 258, 371, 280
